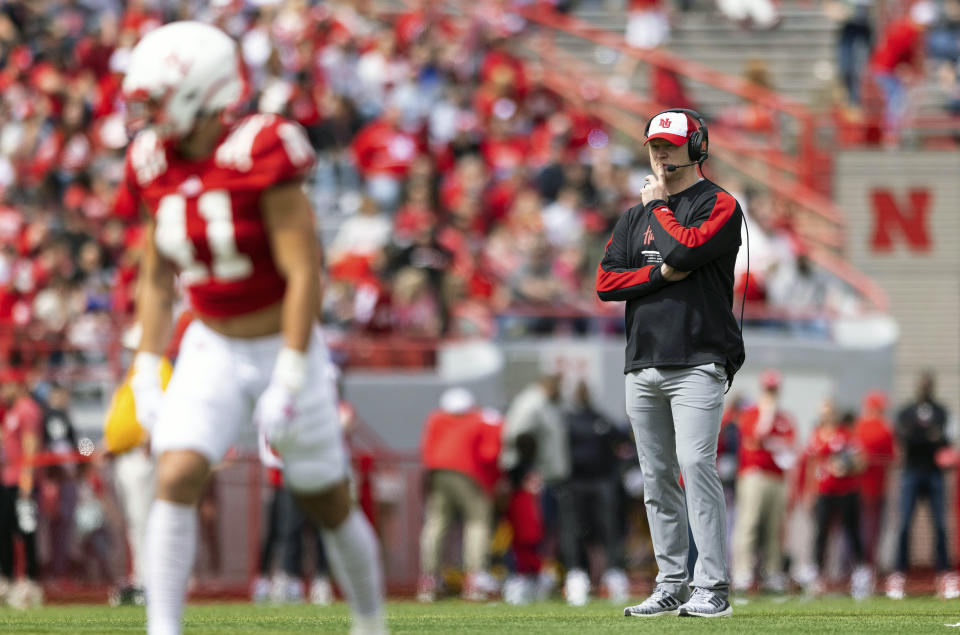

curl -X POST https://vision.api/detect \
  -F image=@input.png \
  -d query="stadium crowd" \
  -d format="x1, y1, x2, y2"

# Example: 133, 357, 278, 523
0, 0, 856, 376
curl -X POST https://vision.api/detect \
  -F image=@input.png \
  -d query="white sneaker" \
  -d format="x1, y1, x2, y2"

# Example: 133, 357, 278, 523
677, 587, 732, 618
7, 579, 43, 610
763, 572, 788, 594
564, 569, 590, 606
602, 568, 630, 603
503, 575, 534, 605
310, 576, 333, 606
885, 572, 906, 600
850, 565, 874, 600
535, 568, 558, 601
270, 572, 304, 603
416, 574, 436, 603
251, 576, 271, 603
623, 584, 684, 617
938, 572, 959, 600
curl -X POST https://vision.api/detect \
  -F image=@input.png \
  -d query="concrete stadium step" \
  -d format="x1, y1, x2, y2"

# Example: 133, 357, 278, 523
569, 0, 838, 114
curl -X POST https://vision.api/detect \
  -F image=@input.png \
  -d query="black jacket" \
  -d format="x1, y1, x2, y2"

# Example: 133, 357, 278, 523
596, 179, 745, 377
895, 399, 949, 472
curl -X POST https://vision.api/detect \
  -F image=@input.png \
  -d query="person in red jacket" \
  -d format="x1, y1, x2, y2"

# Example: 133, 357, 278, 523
731, 370, 796, 593
807, 399, 868, 597
853, 390, 895, 580
417, 387, 501, 602
350, 105, 421, 211
870, 1, 937, 145
0, 367, 43, 608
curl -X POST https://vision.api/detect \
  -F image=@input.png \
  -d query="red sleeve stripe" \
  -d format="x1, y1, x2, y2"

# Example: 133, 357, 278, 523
651, 192, 737, 248
596, 263, 655, 292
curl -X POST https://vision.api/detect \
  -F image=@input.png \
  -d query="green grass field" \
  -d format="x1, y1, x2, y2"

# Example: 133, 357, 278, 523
1, 596, 959, 634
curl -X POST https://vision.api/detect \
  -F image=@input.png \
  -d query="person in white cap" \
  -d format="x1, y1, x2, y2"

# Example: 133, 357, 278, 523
417, 387, 502, 602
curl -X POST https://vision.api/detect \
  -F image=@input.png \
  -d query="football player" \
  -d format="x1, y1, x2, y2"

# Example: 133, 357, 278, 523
121, 21, 385, 635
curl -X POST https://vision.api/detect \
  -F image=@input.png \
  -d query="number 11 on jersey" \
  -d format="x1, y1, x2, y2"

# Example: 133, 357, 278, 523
155, 189, 254, 285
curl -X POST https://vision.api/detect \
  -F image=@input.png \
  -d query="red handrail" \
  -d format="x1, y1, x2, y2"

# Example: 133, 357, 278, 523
516, 6, 847, 228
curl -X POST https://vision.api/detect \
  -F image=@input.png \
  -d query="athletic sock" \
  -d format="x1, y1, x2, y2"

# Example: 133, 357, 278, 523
322, 508, 385, 623
145, 499, 197, 635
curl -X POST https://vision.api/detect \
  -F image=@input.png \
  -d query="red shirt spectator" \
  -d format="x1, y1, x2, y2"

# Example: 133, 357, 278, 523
737, 369, 795, 477
809, 422, 862, 495
351, 114, 420, 179
1, 373, 43, 488
854, 391, 895, 502
738, 406, 796, 477
870, 13, 928, 75
421, 388, 501, 494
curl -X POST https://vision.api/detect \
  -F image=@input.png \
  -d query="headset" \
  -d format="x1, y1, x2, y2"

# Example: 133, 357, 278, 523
643, 108, 709, 170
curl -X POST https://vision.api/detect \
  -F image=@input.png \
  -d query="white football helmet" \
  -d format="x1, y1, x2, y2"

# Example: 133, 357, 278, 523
122, 21, 246, 139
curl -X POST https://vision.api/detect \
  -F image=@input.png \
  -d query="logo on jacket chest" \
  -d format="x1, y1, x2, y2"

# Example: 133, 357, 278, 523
642, 225, 655, 245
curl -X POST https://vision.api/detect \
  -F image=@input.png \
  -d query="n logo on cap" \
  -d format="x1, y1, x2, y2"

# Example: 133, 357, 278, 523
659, 118, 671, 128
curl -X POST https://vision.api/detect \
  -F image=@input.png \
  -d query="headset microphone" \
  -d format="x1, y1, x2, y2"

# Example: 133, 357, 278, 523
664, 161, 700, 172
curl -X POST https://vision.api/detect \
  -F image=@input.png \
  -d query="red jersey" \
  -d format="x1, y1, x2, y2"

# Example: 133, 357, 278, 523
809, 425, 862, 495
738, 405, 795, 477
854, 415, 895, 502
123, 114, 316, 318
2, 396, 43, 487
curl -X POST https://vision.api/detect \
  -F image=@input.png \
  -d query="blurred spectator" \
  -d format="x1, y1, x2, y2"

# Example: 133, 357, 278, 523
717, 0, 781, 29
251, 440, 286, 603
328, 195, 391, 267
732, 370, 796, 593
717, 393, 744, 568
253, 433, 334, 606
417, 388, 501, 602
500, 371, 570, 604
39, 383, 78, 581
824, 0, 875, 106
73, 461, 115, 585
766, 250, 835, 320
624, 0, 669, 51
927, 0, 960, 64
0, 368, 43, 608
853, 390, 895, 578
351, 104, 421, 211
806, 401, 868, 598
387, 226, 452, 333
558, 380, 631, 606
870, 1, 937, 146
276, 497, 333, 606
718, 59, 778, 137
886, 371, 956, 600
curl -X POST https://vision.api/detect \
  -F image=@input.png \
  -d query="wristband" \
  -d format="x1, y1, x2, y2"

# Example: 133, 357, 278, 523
133, 351, 162, 378
273, 347, 307, 393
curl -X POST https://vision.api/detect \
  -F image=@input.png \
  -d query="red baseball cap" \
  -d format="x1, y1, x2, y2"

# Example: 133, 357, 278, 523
645, 111, 698, 146
759, 369, 782, 390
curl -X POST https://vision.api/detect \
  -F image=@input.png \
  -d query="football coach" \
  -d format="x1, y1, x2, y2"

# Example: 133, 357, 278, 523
596, 108, 744, 618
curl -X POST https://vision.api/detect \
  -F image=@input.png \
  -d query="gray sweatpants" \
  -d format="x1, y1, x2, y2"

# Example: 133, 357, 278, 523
625, 363, 730, 599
